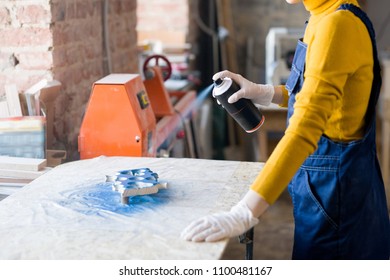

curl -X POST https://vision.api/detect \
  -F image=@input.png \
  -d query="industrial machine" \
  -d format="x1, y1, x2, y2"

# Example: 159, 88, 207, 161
79, 55, 197, 159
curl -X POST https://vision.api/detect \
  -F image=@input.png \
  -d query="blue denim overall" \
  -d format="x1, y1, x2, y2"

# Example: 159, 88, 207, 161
285, 4, 390, 259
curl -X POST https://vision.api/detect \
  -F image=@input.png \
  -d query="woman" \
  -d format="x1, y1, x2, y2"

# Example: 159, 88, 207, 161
181, 0, 390, 259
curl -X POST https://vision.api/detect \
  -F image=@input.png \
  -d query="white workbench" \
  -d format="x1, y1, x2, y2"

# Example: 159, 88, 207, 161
0, 156, 263, 260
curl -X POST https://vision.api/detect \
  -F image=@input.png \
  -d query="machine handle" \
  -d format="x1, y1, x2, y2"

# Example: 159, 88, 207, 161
143, 54, 172, 81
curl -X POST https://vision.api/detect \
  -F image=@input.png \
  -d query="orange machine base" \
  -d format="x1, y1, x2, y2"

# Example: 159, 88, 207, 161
79, 74, 157, 159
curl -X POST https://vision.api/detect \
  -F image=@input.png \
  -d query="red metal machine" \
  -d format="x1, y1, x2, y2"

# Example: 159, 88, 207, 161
78, 55, 196, 159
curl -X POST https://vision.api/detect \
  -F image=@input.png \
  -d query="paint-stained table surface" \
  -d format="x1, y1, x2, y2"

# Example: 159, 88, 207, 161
0, 156, 263, 259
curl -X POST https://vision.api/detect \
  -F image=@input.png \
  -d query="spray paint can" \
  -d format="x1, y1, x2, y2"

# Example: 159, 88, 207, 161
213, 77, 265, 133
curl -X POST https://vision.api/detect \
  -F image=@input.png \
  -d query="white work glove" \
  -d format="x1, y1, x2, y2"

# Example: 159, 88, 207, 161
180, 200, 259, 242
181, 190, 269, 242
213, 70, 275, 106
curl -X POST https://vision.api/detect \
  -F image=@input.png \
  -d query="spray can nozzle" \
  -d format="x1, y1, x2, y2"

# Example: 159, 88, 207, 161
214, 78, 223, 87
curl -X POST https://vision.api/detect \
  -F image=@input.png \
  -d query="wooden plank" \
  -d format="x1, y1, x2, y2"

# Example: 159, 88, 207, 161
0, 177, 32, 185
215, 0, 239, 73
0, 156, 47, 171
5, 84, 23, 117
0, 167, 50, 179
215, 0, 241, 149
216, 0, 228, 70
0, 99, 10, 118
39, 80, 61, 148
23, 79, 48, 116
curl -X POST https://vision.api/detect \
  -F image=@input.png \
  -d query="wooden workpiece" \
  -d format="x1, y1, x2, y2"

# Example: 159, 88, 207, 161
0, 156, 263, 259
0, 156, 46, 172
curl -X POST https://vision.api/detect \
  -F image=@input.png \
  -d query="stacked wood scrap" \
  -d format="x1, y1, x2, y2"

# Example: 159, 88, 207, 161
0, 156, 50, 199
2, 79, 61, 118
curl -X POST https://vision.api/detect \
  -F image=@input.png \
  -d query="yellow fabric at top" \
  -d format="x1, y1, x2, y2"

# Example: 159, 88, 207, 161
251, 0, 374, 204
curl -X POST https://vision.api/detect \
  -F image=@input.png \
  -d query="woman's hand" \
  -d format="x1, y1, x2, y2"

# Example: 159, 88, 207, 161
212, 70, 275, 106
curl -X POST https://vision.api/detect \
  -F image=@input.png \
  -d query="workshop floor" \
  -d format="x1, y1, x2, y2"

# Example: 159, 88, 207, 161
221, 189, 294, 260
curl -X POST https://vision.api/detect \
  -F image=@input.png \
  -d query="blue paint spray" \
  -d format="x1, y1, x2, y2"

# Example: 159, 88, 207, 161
180, 83, 214, 119
196, 83, 215, 108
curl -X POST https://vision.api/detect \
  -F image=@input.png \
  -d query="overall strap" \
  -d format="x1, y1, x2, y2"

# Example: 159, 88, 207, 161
338, 4, 382, 127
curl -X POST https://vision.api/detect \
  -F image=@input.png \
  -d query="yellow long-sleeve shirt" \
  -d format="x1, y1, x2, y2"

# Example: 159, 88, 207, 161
251, 0, 374, 204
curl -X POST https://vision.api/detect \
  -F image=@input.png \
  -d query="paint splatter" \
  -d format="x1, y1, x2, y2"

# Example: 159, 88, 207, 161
58, 182, 169, 217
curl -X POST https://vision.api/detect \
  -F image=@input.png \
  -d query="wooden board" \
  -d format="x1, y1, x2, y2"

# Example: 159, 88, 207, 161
0, 178, 32, 185
4, 84, 22, 117
215, 0, 239, 73
0, 156, 47, 171
0, 100, 10, 118
0, 167, 50, 180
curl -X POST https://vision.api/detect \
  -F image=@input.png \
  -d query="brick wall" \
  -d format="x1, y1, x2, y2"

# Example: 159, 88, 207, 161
0, 1, 53, 91
0, 0, 138, 161
137, 0, 189, 44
